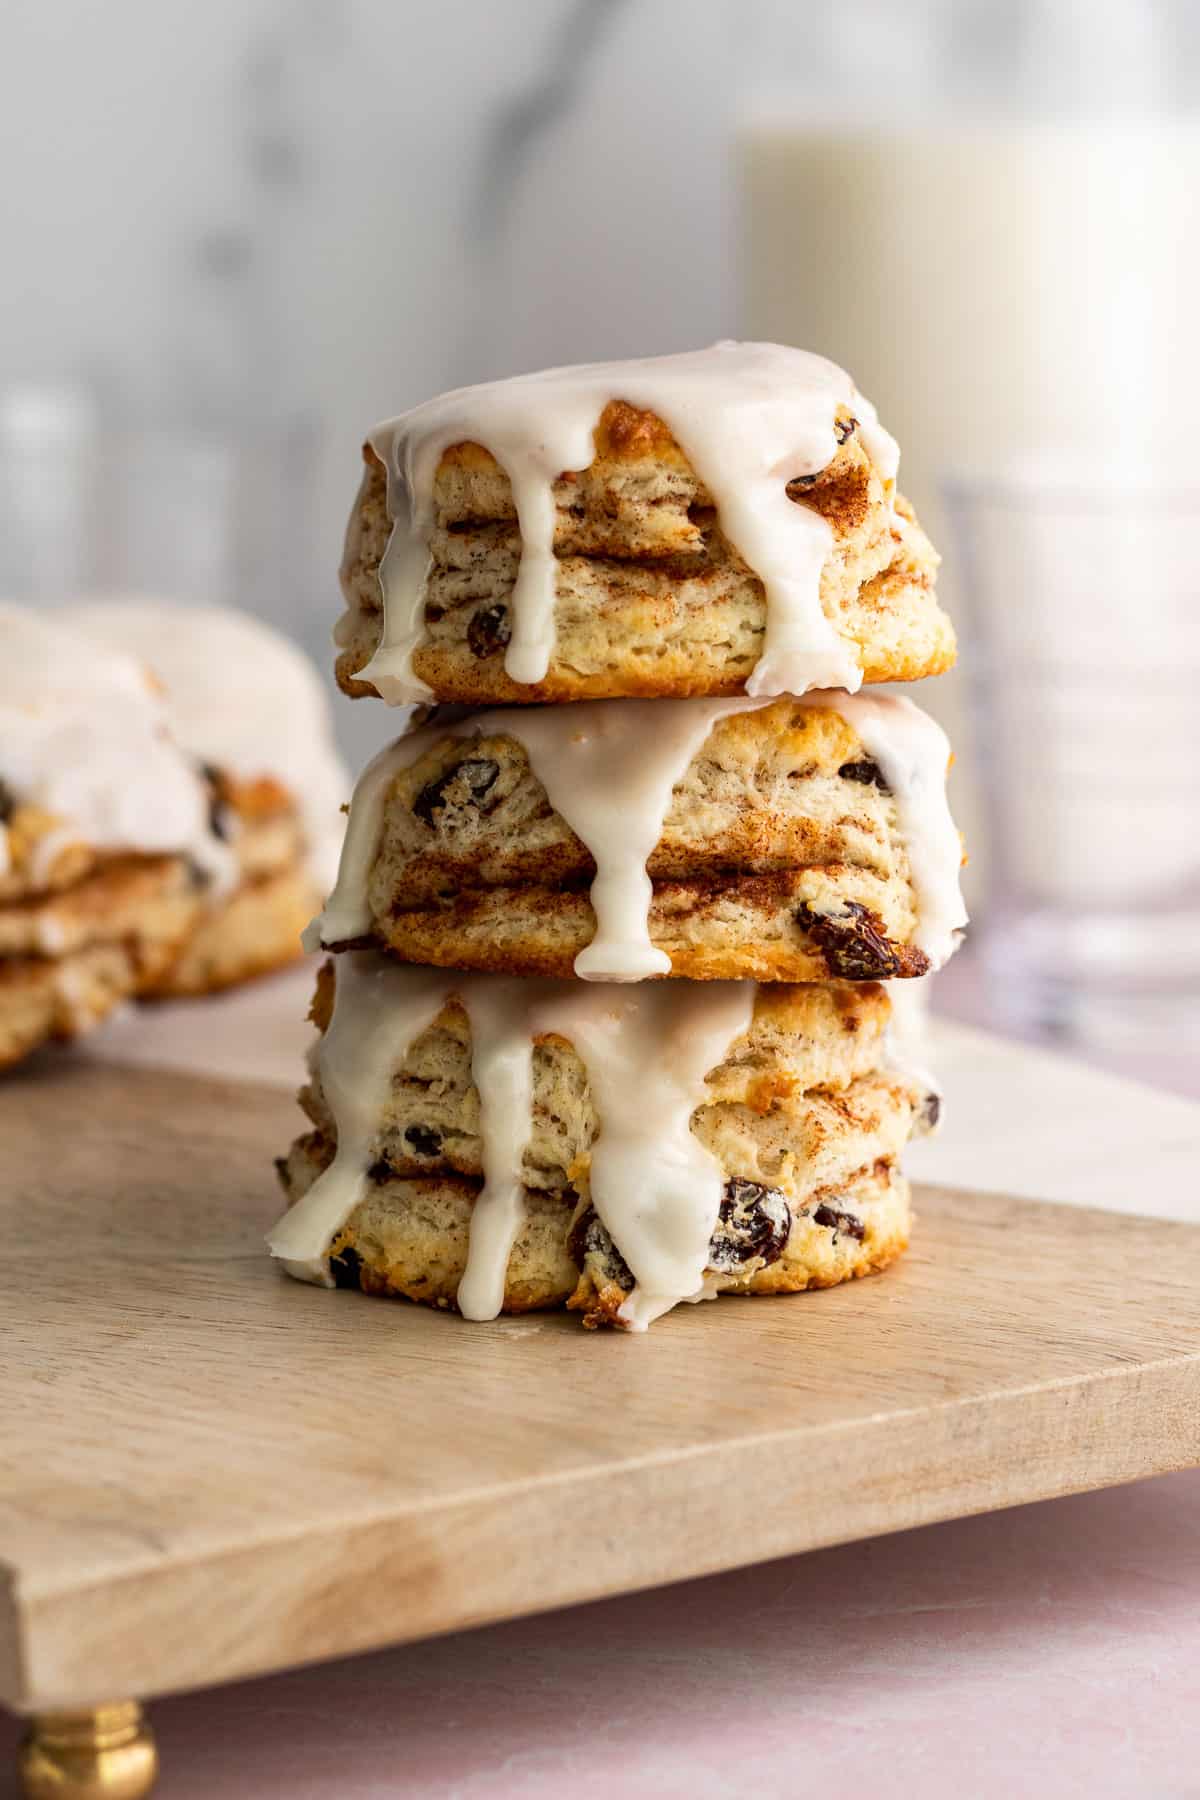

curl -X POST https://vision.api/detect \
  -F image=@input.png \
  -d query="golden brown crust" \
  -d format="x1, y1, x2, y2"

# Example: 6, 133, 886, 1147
203, 765, 297, 826
0, 802, 104, 904
364, 878, 929, 983
198, 768, 307, 881
0, 781, 312, 1054
335, 406, 953, 705
0, 859, 200, 1070
142, 862, 315, 998
131, 777, 312, 997
570, 1161, 911, 1328
0, 945, 147, 1070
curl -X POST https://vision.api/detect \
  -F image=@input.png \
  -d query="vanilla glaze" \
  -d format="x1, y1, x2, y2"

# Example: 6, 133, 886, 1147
356, 342, 899, 703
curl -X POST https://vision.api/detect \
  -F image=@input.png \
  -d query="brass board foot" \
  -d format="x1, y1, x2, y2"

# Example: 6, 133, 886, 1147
18, 1701, 158, 1798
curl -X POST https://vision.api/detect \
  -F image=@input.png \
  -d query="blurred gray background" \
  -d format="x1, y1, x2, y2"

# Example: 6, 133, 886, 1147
3, 0, 740, 768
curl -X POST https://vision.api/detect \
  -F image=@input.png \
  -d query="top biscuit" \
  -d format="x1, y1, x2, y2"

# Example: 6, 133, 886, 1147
336, 343, 953, 707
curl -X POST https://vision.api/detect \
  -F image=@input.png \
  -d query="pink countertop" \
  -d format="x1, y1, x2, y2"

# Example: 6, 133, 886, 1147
158, 1469, 1200, 1799
6, 1471, 1195, 1799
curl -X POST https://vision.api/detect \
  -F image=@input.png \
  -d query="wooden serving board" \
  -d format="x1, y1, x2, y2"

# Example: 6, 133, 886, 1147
2, 1057, 1200, 1714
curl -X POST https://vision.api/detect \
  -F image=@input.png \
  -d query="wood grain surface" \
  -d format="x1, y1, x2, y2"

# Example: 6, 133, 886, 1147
1, 1055, 1199, 1711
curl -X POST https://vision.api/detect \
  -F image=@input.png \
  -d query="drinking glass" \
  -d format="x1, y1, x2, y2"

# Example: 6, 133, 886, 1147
0, 381, 322, 650
946, 466, 1200, 1053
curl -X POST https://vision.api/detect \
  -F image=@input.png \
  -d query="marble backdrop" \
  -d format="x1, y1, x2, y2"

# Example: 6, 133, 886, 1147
2, 1, 737, 765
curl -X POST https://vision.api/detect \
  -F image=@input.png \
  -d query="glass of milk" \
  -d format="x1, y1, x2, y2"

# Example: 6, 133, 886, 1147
738, 0, 1200, 1052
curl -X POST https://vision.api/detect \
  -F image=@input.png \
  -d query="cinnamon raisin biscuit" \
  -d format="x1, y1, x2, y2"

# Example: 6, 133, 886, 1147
63, 597, 350, 890
57, 599, 350, 996
0, 601, 233, 903
337, 399, 952, 706
315, 695, 965, 982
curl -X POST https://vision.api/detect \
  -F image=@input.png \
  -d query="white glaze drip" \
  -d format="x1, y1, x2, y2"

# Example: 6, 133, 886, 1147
268, 959, 755, 1328
311, 691, 965, 981
62, 598, 351, 891
0, 603, 234, 890
304, 722, 445, 950
357, 341, 898, 703
266, 954, 450, 1281
456, 977, 535, 1321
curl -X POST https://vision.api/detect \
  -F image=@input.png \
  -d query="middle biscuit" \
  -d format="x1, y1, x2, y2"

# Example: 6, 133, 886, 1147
312, 690, 966, 984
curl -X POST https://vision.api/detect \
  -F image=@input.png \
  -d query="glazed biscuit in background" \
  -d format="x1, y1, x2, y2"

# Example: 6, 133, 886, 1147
0, 605, 231, 897
63, 599, 353, 996
62, 599, 350, 890
337, 342, 953, 708
0, 859, 200, 1070
0, 605, 233, 1066
140, 763, 313, 998
270, 956, 937, 1329
278, 1148, 915, 1329
310, 691, 967, 986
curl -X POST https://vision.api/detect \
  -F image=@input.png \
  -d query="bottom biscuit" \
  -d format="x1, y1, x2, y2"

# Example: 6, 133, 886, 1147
276, 1138, 910, 1329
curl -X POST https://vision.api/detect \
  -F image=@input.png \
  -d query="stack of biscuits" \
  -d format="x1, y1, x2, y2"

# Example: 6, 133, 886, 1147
271, 342, 966, 1331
